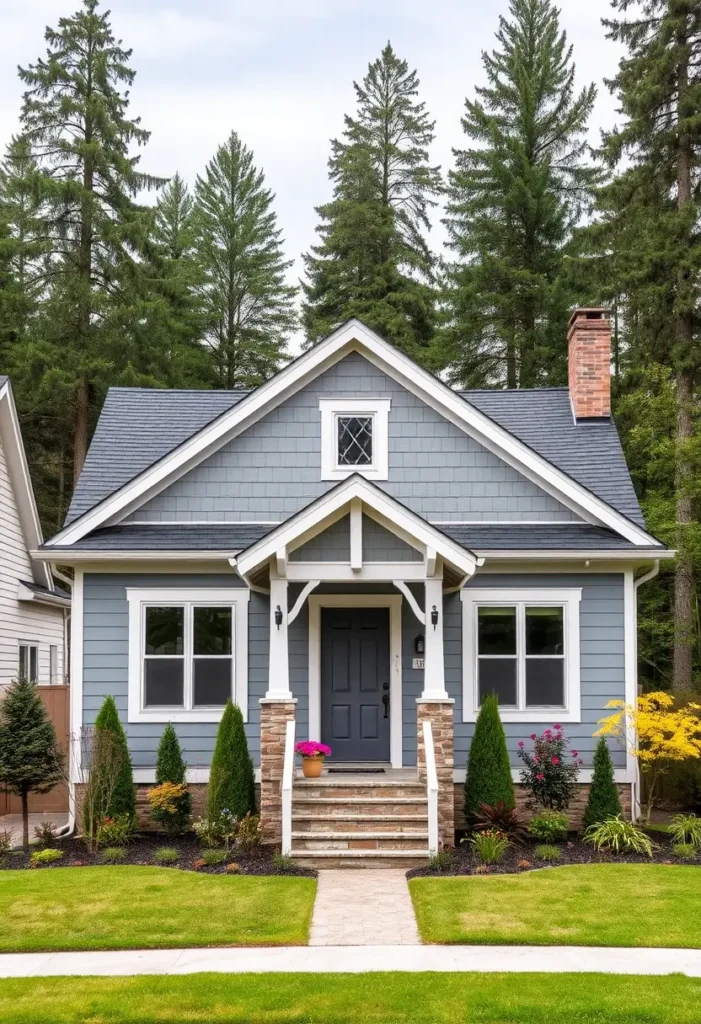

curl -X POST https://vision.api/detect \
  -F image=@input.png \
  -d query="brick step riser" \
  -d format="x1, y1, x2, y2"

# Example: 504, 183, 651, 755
292, 819, 427, 834
290, 855, 428, 870
294, 786, 425, 800
292, 799, 427, 814
292, 836, 428, 852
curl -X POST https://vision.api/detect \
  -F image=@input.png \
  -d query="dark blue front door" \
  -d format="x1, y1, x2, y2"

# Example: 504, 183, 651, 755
320, 607, 390, 762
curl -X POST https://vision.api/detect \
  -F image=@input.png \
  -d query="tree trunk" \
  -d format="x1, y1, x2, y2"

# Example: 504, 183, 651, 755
21, 788, 29, 853
72, 377, 90, 485
673, 366, 695, 691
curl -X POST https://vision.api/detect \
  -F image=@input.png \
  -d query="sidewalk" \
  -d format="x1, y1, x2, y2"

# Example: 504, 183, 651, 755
0, 944, 700, 977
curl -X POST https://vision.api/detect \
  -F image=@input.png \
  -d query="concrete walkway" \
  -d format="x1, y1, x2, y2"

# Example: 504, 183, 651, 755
309, 870, 420, 946
0, 813, 69, 849
0, 944, 700, 977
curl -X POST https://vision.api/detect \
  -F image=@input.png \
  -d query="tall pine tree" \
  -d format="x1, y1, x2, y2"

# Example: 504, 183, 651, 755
302, 43, 442, 356
443, 0, 598, 388
17, 0, 166, 485
594, 0, 701, 691
192, 132, 296, 389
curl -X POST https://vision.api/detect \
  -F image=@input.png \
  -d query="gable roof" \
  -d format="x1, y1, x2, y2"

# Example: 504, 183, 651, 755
48, 319, 660, 550
0, 377, 53, 590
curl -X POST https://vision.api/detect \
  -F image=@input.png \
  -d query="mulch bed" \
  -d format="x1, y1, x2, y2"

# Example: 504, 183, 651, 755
0, 833, 316, 877
407, 830, 699, 878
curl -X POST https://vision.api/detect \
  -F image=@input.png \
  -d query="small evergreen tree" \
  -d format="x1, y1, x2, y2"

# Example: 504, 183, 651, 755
464, 695, 514, 823
0, 676, 64, 851
93, 695, 135, 822
206, 701, 255, 822
583, 736, 622, 830
153, 723, 191, 833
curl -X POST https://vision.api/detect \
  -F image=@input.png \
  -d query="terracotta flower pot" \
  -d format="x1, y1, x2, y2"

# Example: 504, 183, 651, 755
302, 755, 325, 778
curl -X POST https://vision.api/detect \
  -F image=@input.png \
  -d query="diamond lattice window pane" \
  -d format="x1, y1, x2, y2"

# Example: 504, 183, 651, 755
337, 416, 373, 466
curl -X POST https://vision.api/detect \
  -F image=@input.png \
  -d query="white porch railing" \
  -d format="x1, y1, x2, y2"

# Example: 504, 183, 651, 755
281, 718, 296, 855
423, 719, 439, 856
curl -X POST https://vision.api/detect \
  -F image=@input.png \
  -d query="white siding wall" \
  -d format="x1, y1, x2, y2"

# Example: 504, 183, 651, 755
0, 439, 65, 690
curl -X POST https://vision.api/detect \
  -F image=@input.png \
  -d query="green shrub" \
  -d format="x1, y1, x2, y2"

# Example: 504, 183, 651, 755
427, 850, 452, 872
518, 726, 580, 811
95, 813, 135, 848
236, 812, 262, 853
528, 810, 569, 843
583, 737, 622, 830
206, 701, 256, 822
0, 829, 13, 856
152, 846, 179, 865
85, 696, 135, 830
673, 842, 697, 862
534, 843, 561, 863
202, 848, 226, 866
464, 696, 514, 823
272, 853, 295, 871
584, 815, 654, 856
669, 813, 701, 848
30, 848, 63, 867
468, 828, 510, 865
33, 821, 58, 847
473, 801, 528, 840
99, 846, 127, 864
153, 725, 191, 834
193, 810, 238, 849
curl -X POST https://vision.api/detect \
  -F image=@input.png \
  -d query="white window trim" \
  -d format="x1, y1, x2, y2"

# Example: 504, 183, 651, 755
461, 588, 581, 723
127, 588, 249, 723
319, 398, 390, 480
18, 642, 39, 684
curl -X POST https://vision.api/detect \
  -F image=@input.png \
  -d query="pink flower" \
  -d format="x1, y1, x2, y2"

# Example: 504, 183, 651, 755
518, 741, 524, 748
294, 740, 332, 758
536, 773, 544, 781
554, 723, 562, 731
533, 755, 539, 763
551, 757, 560, 766
544, 729, 552, 737
572, 750, 579, 757
578, 759, 584, 766
530, 733, 537, 740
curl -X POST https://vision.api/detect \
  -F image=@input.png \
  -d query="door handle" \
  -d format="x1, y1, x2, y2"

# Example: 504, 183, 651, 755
382, 692, 389, 719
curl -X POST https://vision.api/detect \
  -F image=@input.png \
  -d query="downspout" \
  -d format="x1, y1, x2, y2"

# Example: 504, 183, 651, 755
631, 560, 660, 821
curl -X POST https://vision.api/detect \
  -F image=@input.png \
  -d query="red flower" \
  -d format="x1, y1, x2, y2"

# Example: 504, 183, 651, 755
530, 733, 537, 740
518, 741, 524, 748
554, 723, 562, 730
551, 756, 560, 766
544, 729, 552, 736
572, 750, 579, 757
533, 755, 539, 763
578, 759, 584, 766
536, 773, 544, 781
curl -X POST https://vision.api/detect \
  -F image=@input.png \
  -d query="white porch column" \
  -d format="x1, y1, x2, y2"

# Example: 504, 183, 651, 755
422, 576, 448, 700
267, 575, 292, 699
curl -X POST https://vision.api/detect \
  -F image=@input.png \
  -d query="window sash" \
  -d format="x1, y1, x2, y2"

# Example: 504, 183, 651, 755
49, 645, 58, 685
141, 603, 234, 711
475, 603, 567, 711
19, 644, 38, 684
335, 413, 375, 469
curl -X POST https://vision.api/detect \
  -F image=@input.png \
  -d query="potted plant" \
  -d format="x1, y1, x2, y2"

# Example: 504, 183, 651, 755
295, 741, 331, 778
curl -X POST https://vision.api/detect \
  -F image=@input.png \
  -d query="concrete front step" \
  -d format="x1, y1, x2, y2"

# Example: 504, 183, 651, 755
295, 784, 424, 801
292, 832, 428, 851
292, 815, 427, 834
289, 849, 429, 869
292, 798, 427, 816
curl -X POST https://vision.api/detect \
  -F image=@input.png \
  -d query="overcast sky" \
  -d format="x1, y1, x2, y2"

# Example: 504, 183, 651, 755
0, 0, 624, 348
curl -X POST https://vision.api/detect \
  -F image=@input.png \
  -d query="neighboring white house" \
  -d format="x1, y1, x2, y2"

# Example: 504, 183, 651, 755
0, 375, 70, 692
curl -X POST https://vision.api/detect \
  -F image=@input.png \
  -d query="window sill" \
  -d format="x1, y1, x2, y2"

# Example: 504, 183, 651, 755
127, 708, 227, 724
321, 464, 388, 482
462, 707, 581, 724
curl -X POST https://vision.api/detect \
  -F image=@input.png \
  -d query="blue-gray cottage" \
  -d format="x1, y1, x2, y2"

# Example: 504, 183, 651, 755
41, 310, 672, 864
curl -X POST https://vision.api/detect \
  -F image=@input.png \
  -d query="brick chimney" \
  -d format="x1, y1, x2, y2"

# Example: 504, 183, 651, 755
567, 308, 611, 420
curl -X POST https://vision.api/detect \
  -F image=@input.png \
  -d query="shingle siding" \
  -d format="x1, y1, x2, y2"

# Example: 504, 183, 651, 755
126, 353, 579, 525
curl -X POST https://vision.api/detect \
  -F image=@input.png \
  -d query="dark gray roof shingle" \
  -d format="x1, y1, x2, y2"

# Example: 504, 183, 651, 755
65, 382, 645, 531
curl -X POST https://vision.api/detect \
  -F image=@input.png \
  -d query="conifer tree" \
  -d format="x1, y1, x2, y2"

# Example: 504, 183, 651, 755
443, 0, 598, 388
583, 736, 622, 830
192, 132, 295, 388
302, 43, 442, 356
93, 695, 135, 822
17, 0, 166, 484
593, 0, 701, 692
464, 695, 515, 823
153, 723, 191, 833
206, 701, 256, 822
0, 676, 64, 851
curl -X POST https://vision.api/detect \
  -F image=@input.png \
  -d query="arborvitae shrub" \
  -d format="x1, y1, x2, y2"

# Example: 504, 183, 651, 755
206, 701, 256, 821
583, 736, 622, 830
91, 695, 136, 823
464, 695, 514, 823
153, 724, 191, 833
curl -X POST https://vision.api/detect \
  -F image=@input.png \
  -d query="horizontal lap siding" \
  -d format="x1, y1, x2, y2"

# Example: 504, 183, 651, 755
128, 353, 580, 524
82, 574, 263, 770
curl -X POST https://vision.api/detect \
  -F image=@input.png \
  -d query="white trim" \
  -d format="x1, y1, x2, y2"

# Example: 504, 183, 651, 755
308, 594, 403, 769
423, 720, 439, 856
287, 562, 429, 582
126, 588, 249, 723
624, 569, 638, 787
319, 398, 390, 480
234, 475, 478, 580
393, 580, 425, 625
37, 550, 243, 563
70, 568, 84, 784
281, 718, 295, 856
473, 550, 670, 561
46, 320, 660, 550
350, 498, 362, 571
126, 520, 282, 526
288, 580, 320, 626
452, 768, 636, 784
16, 581, 71, 608
461, 588, 582, 723
267, 576, 291, 699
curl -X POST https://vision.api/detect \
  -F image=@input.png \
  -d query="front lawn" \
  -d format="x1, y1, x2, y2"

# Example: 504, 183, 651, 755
0, 973, 699, 1023
0, 867, 316, 951
410, 864, 701, 946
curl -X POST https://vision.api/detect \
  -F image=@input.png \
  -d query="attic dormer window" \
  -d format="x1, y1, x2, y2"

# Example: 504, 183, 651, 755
319, 398, 390, 480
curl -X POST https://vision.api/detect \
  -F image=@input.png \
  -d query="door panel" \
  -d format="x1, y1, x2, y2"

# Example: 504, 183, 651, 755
321, 607, 390, 761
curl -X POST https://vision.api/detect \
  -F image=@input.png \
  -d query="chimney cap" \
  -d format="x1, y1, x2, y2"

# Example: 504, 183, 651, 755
568, 307, 610, 328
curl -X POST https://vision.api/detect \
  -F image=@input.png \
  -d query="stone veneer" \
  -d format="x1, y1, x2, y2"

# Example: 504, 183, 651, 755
259, 699, 297, 843
416, 701, 455, 848
453, 782, 633, 833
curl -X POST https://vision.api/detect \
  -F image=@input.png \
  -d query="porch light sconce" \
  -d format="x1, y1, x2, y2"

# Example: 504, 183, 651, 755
430, 606, 439, 630
414, 634, 425, 655
274, 605, 283, 630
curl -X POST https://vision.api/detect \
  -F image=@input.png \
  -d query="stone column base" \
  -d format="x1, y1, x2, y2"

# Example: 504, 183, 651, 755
417, 700, 455, 849
259, 699, 297, 844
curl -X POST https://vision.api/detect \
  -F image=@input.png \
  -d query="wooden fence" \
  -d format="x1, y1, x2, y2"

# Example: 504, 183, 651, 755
1, 685, 70, 816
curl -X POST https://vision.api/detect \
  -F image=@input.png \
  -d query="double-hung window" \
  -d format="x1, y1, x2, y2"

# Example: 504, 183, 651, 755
18, 643, 38, 684
319, 399, 390, 480
461, 589, 581, 723
127, 589, 250, 723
